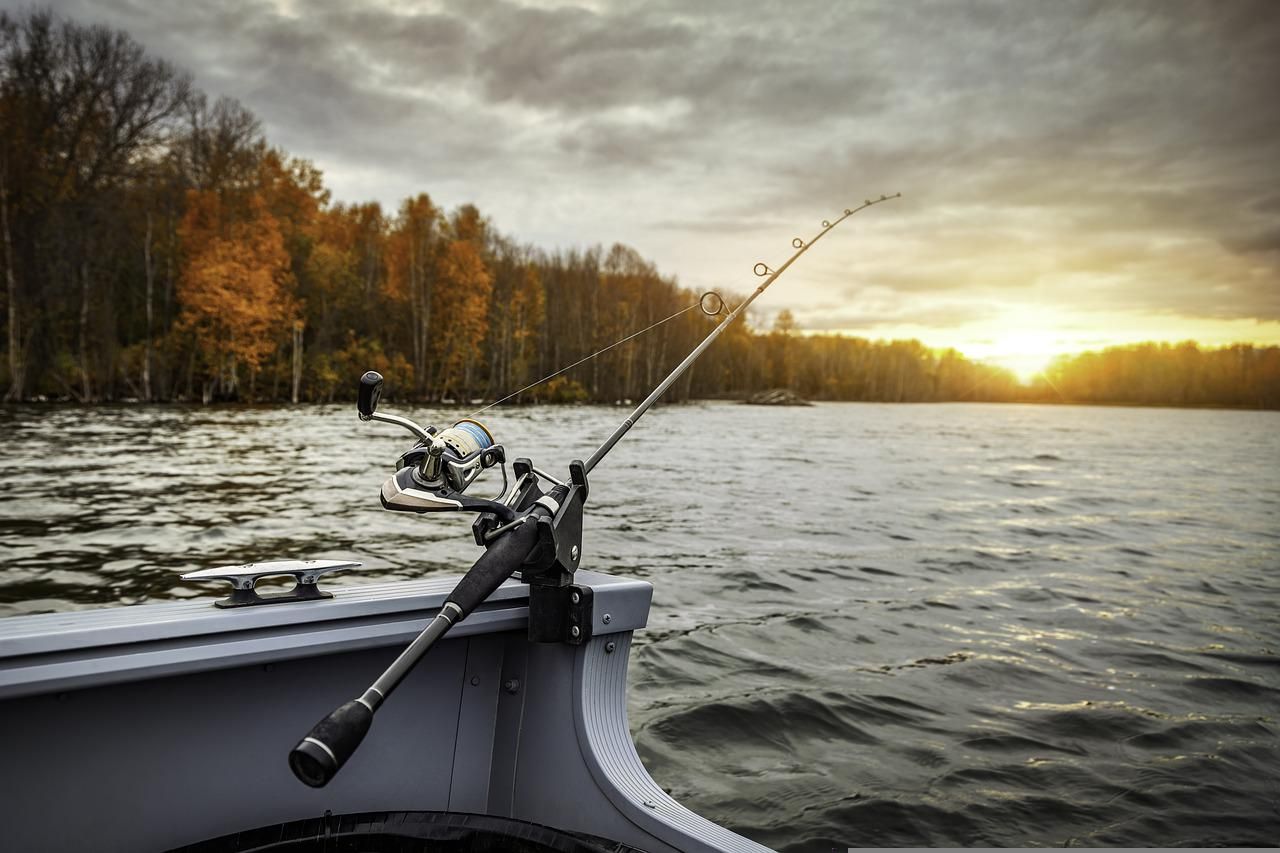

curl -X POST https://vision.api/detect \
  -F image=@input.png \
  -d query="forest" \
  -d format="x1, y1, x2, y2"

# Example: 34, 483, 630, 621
2, 11, 1277, 410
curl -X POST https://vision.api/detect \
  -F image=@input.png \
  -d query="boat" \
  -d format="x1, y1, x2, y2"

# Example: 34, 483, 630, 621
0, 559, 767, 851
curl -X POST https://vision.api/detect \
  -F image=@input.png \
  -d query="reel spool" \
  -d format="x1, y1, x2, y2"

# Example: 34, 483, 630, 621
437, 420, 495, 459
413, 418, 501, 493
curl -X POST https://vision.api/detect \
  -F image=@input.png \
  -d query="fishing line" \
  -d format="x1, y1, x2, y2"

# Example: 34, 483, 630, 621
468, 291, 725, 417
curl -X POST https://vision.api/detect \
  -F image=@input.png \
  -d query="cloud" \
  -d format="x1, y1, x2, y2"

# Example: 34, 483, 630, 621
37, 0, 1280, 334
798, 302, 994, 333
1225, 227, 1280, 255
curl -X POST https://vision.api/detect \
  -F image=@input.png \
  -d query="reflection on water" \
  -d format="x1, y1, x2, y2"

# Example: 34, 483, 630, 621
1, 401, 1278, 846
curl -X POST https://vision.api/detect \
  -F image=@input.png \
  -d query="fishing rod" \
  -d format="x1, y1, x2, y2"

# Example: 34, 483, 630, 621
287, 193, 900, 788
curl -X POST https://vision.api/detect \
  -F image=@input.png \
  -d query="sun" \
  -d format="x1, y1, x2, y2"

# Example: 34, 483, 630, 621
991, 352, 1056, 384
962, 330, 1064, 384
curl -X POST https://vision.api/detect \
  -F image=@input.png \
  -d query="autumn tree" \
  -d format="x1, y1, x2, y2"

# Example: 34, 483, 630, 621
385, 194, 439, 394
176, 191, 297, 401
430, 238, 493, 400
770, 309, 798, 389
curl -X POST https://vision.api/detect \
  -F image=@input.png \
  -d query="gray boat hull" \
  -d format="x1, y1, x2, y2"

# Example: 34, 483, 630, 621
0, 571, 772, 853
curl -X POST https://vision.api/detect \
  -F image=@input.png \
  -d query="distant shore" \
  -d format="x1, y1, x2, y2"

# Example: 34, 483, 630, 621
3, 396, 1276, 412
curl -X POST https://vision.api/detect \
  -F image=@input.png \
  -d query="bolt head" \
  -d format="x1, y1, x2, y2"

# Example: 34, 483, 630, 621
602, 613, 612, 624
605, 641, 616, 654
570, 625, 581, 638
571, 545, 579, 560
571, 591, 581, 604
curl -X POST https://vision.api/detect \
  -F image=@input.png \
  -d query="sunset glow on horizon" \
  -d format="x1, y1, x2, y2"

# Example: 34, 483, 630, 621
812, 313, 1280, 383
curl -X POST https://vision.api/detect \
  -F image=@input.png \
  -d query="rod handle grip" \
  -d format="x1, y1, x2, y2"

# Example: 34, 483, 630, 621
288, 699, 373, 788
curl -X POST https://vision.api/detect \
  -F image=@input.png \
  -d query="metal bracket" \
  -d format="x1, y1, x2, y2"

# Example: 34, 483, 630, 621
522, 459, 590, 643
566, 584, 593, 645
524, 459, 588, 583
528, 583, 593, 645
180, 559, 360, 609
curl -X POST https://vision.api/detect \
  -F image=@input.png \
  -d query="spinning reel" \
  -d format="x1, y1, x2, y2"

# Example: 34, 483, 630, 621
356, 369, 585, 553
359, 371, 528, 525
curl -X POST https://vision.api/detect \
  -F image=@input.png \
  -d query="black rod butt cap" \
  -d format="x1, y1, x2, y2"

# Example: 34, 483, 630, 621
357, 371, 384, 419
288, 699, 373, 788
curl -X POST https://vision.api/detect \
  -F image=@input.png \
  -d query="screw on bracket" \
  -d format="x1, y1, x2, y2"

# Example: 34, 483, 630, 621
605, 641, 616, 654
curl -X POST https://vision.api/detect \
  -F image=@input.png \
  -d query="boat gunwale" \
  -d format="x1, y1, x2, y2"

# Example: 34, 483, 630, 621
0, 570, 653, 700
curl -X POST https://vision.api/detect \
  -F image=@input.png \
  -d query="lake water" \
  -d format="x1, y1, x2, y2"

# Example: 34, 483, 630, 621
1, 401, 1277, 847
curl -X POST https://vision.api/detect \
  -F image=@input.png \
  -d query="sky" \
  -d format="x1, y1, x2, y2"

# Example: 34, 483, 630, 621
31, 0, 1280, 378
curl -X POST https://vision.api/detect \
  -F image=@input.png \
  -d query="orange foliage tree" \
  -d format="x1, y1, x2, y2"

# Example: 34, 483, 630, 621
177, 191, 298, 400
430, 239, 493, 400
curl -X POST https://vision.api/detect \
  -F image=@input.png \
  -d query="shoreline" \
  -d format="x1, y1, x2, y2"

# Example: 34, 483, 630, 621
2, 397, 1276, 413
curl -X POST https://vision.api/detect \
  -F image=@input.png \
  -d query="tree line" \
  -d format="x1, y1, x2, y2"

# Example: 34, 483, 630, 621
1030, 343, 1280, 409
3, 11, 1277, 410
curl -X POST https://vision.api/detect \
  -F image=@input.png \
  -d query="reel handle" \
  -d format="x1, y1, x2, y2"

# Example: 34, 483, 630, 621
357, 371, 383, 420
356, 371, 434, 442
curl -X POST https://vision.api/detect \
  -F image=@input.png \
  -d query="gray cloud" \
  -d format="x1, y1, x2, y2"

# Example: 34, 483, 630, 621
35, 0, 1280, 331
1226, 227, 1280, 255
